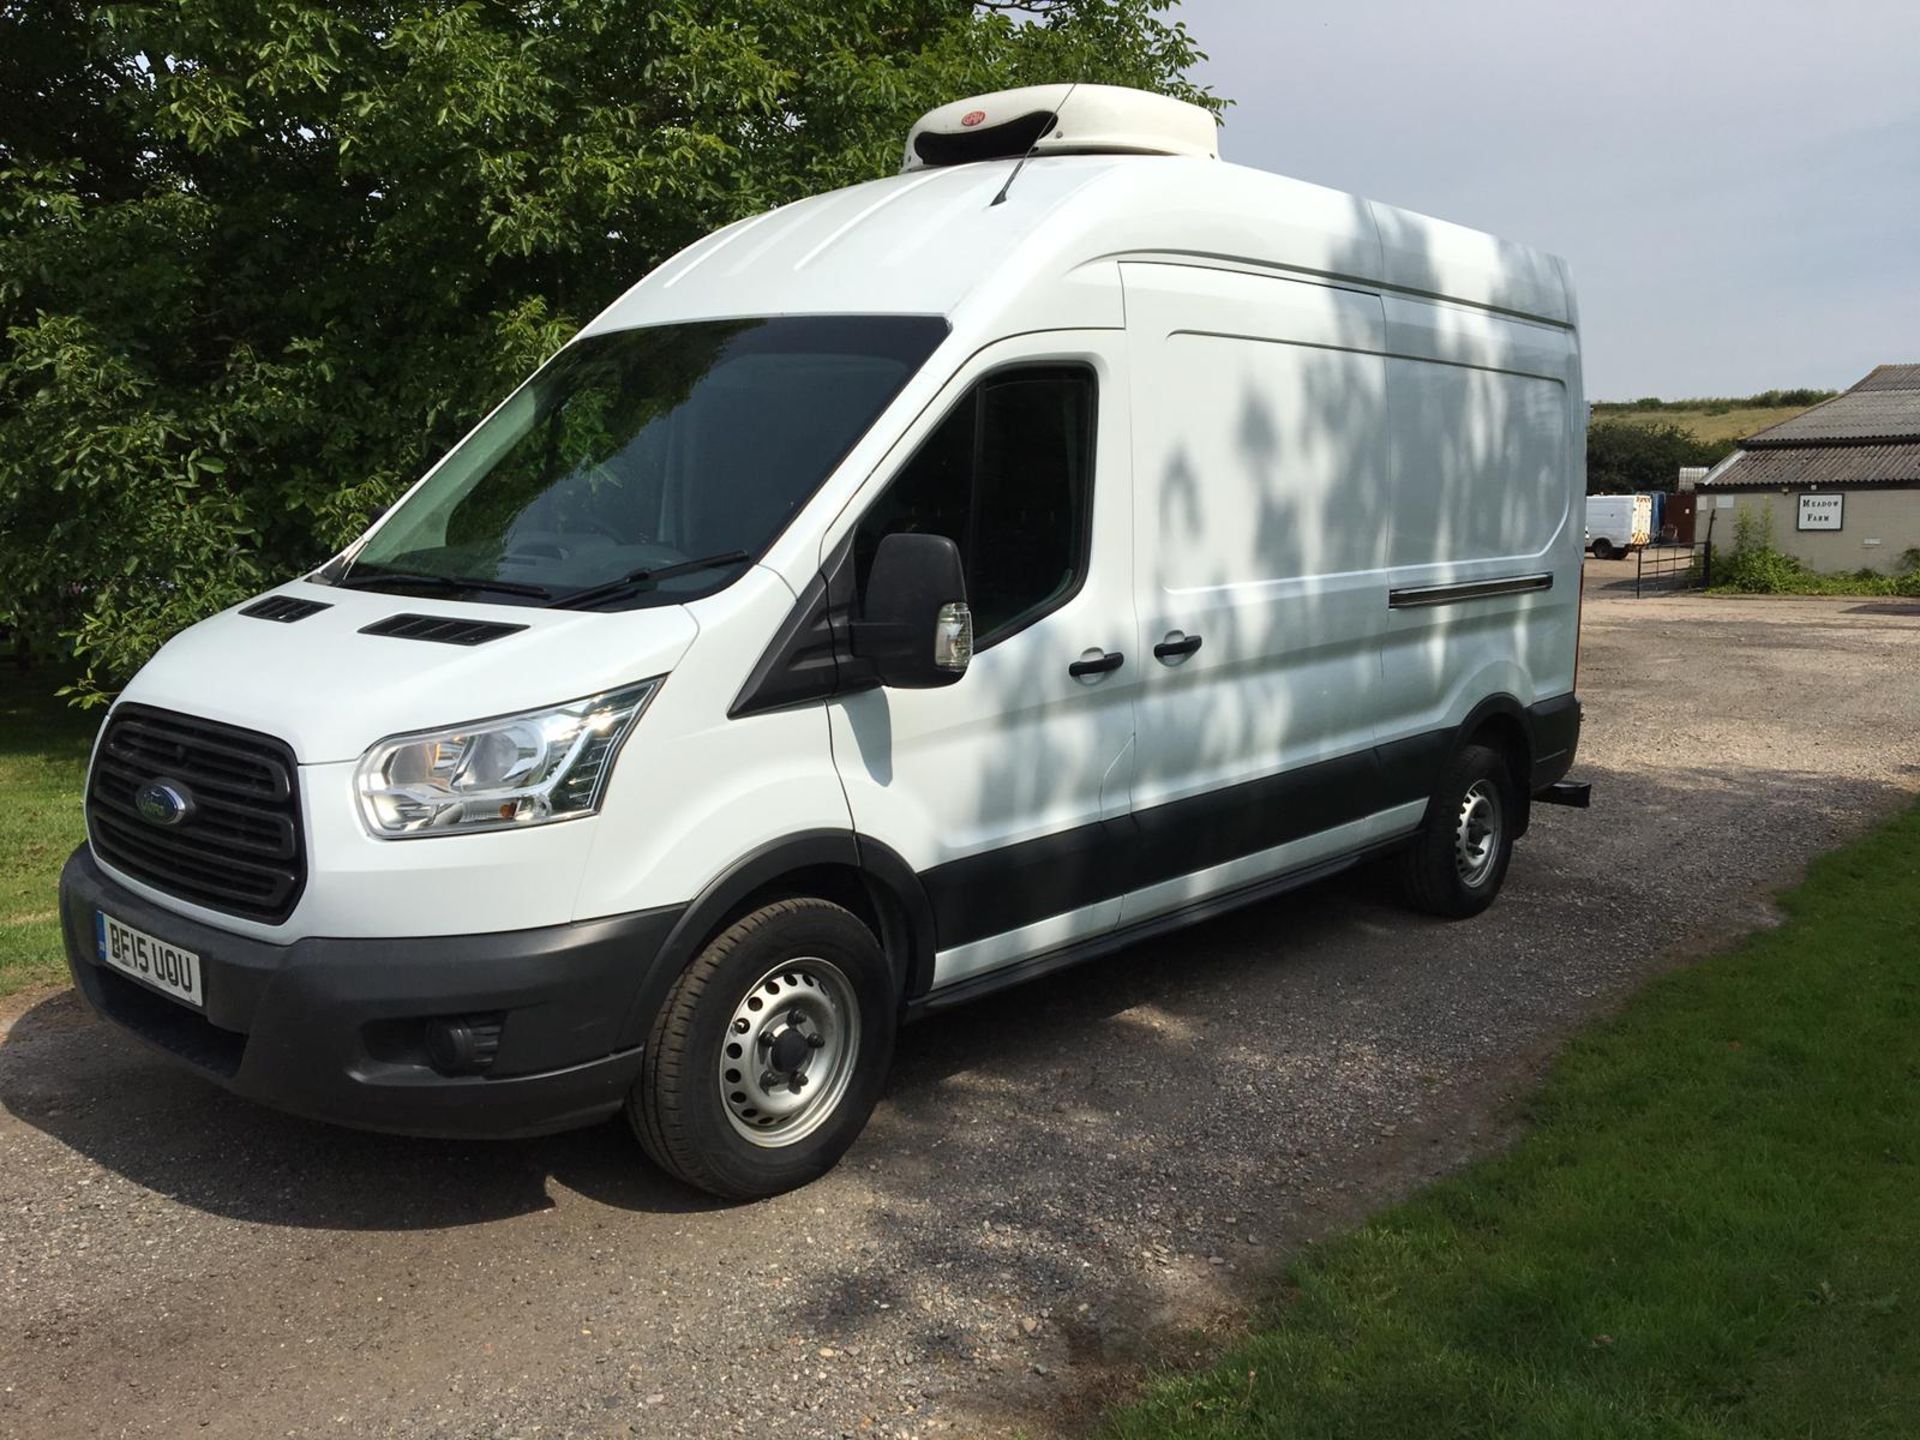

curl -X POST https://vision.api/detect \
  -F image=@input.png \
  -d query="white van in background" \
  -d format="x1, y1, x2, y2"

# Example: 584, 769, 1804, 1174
1586, 493, 1653, 558
60, 85, 1587, 1198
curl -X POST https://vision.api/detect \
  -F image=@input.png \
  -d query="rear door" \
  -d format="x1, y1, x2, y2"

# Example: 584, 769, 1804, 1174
825, 333, 1137, 989
1118, 263, 1393, 923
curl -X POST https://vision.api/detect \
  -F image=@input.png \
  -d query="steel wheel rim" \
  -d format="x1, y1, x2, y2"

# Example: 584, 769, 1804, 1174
1454, 779, 1503, 889
718, 956, 860, 1148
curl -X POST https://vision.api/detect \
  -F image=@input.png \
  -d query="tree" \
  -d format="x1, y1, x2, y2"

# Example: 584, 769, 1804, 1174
0, 0, 1215, 697
1585, 419, 1733, 495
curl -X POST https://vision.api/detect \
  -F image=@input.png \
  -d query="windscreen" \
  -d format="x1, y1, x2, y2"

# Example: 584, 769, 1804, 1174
337, 315, 948, 608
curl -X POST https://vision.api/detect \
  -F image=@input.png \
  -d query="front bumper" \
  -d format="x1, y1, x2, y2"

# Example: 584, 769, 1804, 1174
59, 846, 682, 1139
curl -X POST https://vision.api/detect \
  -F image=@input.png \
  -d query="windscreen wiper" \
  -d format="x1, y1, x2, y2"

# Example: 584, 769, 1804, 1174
330, 566, 555, 602
548, 551, 754, 611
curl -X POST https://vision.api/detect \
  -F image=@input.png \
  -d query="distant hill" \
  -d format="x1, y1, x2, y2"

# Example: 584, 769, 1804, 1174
1591, 390, 1835, 446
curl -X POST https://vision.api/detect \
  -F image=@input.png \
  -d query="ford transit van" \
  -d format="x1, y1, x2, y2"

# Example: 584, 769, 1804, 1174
60, 85, 1586, 1198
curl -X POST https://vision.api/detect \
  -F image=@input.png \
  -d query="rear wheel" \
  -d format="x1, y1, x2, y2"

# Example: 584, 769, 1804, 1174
1590, 537, 1616, 560
1399, 743, 1516, 918
628, 898, 897, 1200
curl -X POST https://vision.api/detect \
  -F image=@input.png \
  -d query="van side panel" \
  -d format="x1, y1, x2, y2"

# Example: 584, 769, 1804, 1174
1375, 297, 1583, 753
1118, 263, 1402, 925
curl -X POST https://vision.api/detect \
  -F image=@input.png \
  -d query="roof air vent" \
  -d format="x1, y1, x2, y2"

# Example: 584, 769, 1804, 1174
902, 83, 1218, 173
240, 595, 333, 623
358, 613, 529, 647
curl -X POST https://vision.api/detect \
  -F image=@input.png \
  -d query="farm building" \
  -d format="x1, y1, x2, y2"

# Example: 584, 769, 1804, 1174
1686, 364, 1920, 574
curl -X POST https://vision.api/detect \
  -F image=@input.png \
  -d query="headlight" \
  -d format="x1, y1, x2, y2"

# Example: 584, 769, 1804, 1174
355, 680, 661, 838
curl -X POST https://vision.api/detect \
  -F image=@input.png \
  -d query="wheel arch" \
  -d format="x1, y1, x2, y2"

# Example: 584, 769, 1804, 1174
1453, 694, 1535, 836
614, 831, 936, 1051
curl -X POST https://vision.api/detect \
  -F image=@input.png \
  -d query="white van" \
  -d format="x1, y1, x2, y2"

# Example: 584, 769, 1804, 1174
60, 86, 1586, 1198
1585, 493, 1653, 558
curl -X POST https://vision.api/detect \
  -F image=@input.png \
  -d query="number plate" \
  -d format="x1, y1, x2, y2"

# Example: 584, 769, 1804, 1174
96, 912, 204, 1010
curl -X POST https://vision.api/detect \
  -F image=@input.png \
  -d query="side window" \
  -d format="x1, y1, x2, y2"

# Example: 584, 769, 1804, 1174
855, 366, 1095, 646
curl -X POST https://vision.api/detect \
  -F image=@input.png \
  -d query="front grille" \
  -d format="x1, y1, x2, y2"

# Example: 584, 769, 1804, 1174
87, 705, 306, 924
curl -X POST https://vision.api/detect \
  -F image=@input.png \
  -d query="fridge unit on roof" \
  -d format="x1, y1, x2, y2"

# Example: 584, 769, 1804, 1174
902, 83, 1219, 173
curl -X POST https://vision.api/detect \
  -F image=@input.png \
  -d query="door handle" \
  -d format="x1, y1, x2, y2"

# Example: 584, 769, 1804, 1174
1069, 650, 1125, 678
1153, 632, 1203, 662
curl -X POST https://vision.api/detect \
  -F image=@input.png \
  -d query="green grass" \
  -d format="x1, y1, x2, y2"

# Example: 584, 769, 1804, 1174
1590, 404, 1814, 446
1708, 573, 1920, 600
0, 669, 95, 996
1106, 801, 1920, 1440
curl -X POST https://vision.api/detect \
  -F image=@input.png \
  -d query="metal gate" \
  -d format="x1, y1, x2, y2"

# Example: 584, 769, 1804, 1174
1634, 541, 1711, 596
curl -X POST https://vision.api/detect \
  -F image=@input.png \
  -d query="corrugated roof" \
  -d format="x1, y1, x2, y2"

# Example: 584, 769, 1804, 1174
1744, 363, 1920, 447
1851, 363, 1920, 393
1697, 442, 1920, 489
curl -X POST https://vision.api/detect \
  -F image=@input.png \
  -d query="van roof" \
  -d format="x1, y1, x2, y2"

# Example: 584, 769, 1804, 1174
583, 154, 1574, 342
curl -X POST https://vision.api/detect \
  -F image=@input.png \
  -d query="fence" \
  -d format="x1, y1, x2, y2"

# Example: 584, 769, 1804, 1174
1635, 541, 1710, 597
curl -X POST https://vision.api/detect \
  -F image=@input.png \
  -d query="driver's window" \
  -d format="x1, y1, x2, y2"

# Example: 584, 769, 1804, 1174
855, 366, 1095, 648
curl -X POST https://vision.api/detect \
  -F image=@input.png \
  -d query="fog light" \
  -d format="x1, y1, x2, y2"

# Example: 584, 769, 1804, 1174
423, 1014, 504, 1076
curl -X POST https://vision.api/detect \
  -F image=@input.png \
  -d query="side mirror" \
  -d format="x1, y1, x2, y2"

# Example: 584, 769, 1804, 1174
851, 532, 972, 688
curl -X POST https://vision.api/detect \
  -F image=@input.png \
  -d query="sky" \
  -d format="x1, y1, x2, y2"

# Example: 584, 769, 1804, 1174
1178, 0, 1920, 399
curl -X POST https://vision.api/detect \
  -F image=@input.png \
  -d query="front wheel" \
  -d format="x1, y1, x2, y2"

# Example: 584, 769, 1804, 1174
1399, 744, 1516, 918
628, 898, 897, 1200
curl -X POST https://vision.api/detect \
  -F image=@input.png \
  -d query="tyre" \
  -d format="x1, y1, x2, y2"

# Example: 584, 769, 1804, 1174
1398, 743, 1516, 919
1590, 537, 1615, 560
628, 898, 897, 1200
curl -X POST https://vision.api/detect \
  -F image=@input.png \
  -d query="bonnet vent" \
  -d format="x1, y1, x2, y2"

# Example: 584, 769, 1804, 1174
358, 613, 529, 647
240, 595, 332, 623
902, 83, 1218, 173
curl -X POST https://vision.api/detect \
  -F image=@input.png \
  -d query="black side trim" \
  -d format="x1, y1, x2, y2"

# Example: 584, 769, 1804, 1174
913, 110, 1058, 168
922, 745, 1398, 952
359, 613, 529, 646
241, 595, 332, 623
1130, 747, 1384, 892
1388, 573, 1553, 608
910, 838, 1406, 1016
921, 694, 1584, 954
924, 815, 1139, 950
1376, 728, 1452, 808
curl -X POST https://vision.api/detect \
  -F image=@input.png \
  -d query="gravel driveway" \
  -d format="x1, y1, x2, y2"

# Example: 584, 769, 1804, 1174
6, 588, 1920, 1439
